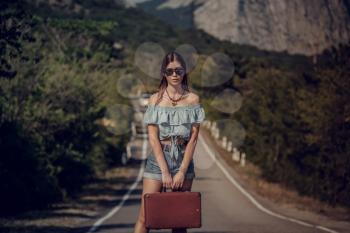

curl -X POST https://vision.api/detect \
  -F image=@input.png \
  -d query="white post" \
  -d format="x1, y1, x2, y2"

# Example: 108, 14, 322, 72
210, 122, 216, 136
215, 128, 220, 139
222, 136, 227, 148
131, 121, 136, 137
240, 152, 246, 167
126, 142, 131, 159
227, 141, 232, 152
211, 122, 217, 132
232, 147, 240, 162
204, 120, 211, 129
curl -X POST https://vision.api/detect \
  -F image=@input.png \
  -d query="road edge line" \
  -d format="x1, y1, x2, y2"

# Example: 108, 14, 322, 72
86, 146, 147, 233
199, 133, 338, 233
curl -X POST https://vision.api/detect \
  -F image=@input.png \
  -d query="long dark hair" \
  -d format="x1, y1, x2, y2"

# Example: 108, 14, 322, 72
155, 51, 189, 105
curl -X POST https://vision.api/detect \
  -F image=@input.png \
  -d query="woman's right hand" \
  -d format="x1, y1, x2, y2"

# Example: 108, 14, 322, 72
161, 171, 173, 189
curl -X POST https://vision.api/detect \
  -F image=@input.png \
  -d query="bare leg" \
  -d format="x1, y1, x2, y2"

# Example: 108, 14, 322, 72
172, 179, 193, 233
133, 177, 163, 233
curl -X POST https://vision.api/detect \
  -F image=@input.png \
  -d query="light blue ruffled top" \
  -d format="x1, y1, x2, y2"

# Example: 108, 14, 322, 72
143, 103, 205, 161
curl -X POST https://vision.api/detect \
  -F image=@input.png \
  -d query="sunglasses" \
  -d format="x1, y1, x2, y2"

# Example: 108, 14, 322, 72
164, 67, 185, 76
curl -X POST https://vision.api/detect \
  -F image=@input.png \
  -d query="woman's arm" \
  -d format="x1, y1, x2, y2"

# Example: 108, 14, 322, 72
147, 94, 169, 174
148, 124, 169, 173
179, 94, 201, 174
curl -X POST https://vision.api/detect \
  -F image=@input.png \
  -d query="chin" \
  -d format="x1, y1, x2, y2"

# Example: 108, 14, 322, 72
169, 83, 182, 87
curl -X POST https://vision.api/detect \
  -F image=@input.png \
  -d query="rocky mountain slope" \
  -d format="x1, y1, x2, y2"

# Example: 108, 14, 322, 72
138, 0, 350, 55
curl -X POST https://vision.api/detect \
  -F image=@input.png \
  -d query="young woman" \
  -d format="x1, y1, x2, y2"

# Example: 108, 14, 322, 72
133, 51, 205, 233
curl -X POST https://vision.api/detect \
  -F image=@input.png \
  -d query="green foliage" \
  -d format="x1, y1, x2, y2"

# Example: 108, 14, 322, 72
0, 0, 129, 216
48, 18, 118, 36
293, 46, 350, 205
237, 68, 301, 171
0, 0, 36, 78
235, 46, 350, 207
1, 0, 349, 217
0, 121, 61, 215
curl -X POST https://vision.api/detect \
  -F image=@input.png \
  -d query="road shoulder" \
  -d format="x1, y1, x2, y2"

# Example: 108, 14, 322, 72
200, 127, 350, 233
0, 162, 141, 233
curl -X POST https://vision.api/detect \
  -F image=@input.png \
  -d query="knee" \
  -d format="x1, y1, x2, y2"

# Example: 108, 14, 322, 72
137, 205, 146, 224
137, 214, 146, 225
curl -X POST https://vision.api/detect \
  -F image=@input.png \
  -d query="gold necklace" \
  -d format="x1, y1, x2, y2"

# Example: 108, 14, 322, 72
166, 88, 184, 106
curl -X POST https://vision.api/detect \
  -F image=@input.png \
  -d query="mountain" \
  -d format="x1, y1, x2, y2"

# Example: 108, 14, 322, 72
137, 0, 350, 55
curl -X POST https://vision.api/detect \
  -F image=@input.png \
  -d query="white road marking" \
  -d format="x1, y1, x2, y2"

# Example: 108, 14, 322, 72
86, 143, 147, 233
198, 133, 338, 233
86, 130, 338, 233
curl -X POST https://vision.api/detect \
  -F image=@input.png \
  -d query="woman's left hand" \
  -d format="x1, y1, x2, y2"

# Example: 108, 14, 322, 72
172, 170, 185, 190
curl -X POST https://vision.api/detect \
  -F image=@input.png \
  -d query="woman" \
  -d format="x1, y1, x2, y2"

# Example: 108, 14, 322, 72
133, 51, 205, 233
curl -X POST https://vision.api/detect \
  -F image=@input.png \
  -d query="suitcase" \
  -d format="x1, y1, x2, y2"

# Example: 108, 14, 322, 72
143, 187, 202, 229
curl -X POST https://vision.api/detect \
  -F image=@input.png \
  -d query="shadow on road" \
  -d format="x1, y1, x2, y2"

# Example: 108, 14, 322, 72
0, 160, 143, 233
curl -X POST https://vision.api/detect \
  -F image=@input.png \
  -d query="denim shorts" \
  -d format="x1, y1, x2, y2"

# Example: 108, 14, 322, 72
143, 144, 195, 181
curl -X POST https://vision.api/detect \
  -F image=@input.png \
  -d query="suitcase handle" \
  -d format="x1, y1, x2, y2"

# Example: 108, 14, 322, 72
162, 187, 188, 192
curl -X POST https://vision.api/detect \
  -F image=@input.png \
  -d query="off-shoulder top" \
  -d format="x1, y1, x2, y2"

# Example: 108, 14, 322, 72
143, 103, 205, 161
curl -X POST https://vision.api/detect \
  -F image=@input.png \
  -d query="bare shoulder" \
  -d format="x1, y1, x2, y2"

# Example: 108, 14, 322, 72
187, 92, 200, 104
148, 92, 160, 105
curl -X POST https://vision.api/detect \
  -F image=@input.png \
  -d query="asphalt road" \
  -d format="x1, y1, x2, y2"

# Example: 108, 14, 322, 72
80, 131, 347, 233
79, 99, 347, 233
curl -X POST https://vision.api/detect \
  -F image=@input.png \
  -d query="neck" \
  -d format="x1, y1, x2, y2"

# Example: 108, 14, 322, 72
166, 84, 183, 96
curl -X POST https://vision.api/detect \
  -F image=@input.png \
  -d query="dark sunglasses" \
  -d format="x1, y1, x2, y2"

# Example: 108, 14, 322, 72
164, 67, 185, 76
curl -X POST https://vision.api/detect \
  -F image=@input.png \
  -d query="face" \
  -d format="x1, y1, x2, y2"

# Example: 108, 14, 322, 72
164, 61, 185, 86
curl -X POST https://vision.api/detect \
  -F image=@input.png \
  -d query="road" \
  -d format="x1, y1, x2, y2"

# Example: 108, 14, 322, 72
79, 99, 347, 233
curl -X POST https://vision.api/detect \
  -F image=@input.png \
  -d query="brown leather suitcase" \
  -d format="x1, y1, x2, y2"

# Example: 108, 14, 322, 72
143, 187, 202, 229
